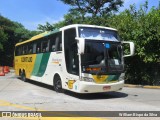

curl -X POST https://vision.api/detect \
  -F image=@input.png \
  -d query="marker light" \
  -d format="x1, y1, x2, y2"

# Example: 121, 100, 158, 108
86, 67, 101, 71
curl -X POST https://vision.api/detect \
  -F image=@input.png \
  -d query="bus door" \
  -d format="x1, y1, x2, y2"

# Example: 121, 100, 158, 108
64, 28, 80, 85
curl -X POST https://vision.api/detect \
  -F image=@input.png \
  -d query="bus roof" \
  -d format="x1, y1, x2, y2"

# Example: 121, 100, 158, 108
60, 24, 117, 31
15, 24, 117, 46
15, 29, 59, 46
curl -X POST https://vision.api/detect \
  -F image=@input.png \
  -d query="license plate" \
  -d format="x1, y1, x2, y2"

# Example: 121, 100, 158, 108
103, 86, 111, 90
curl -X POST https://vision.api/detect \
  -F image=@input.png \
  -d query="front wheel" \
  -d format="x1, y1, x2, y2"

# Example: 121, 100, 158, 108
54, 75, 63, 93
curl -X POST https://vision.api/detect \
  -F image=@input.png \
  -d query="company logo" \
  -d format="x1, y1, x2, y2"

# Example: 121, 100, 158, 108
1, 112, 42, 118
2, 112, 11, 117
21, 57, 32, 62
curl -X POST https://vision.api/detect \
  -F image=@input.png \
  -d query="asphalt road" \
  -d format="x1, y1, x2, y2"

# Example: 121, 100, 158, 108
0, 72, 160, 120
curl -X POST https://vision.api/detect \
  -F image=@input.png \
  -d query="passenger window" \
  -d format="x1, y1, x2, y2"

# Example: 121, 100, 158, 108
52, 44, 56, 51
15, 46, 21, 56
19, 46, 22, 55
25, 45, 28, 54
46, 40, 50, 52
28, 43, 33, 54
36, 42, 41, 53
55, 33, 62, 51
33, 43, 36, 54
50, 39, 56, 52
15, 47, 18, 56
22, 45, 27, 55
22, 46, 24, 55
42, 41, 49, 53
49, 34, 56, 52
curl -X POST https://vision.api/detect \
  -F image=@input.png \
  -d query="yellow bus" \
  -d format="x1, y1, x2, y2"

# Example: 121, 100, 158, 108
14, 24, 134, 93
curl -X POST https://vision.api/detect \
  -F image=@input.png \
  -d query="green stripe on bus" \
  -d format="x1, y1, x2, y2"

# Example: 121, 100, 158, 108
32, 54, 43, 76
37, 53, 50, 77
32, 53, 50, 77
106, 74, 120, 81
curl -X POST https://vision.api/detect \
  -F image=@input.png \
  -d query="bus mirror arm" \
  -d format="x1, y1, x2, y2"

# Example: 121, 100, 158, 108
75, 37, 85, 54
122, 41, 135, 57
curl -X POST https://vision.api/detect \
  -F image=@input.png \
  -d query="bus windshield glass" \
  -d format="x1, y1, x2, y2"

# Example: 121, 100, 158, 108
79, 27, 119, 41
81, 40, 123, 74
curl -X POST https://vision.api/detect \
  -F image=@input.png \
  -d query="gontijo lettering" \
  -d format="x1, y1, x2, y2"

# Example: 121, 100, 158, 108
21, 57, 32, 62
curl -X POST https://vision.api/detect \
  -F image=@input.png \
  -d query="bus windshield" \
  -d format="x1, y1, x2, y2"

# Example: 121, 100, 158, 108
81, 40, 123, 74
79, 27, 119, 41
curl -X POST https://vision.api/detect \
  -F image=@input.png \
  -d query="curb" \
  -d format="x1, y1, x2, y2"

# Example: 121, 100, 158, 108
124, 84, 160, 89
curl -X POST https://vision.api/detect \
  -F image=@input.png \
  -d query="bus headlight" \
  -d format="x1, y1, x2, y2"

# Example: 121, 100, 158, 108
82, 77, 94, 82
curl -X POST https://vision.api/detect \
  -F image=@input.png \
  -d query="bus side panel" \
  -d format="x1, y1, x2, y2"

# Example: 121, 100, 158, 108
29, 53, 51, 82
31, 54, 43, 76
31, 53, 50, 77
38, 52, 66, 86
14, 54, 37, 78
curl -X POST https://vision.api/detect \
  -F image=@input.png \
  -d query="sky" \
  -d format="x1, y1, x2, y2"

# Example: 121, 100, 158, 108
0, 0, 159, 30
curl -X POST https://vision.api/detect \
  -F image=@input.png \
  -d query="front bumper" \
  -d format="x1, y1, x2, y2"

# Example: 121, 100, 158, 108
77, 80, 124, 93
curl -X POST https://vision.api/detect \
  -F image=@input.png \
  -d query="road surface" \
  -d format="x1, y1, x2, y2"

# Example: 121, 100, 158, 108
0, 71, 159, 120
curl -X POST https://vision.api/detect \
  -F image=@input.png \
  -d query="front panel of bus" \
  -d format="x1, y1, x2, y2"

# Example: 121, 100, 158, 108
76, 27, 125, 93
64, 27, 124, 93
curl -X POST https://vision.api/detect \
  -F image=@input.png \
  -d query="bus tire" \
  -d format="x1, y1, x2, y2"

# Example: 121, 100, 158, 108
19, 69, 22, 79
21, 71, 27, 82
54, 75, 63, 93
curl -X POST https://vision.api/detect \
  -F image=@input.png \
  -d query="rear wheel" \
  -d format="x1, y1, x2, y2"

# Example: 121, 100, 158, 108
54, 75, 63, 92
19, 70, 22, 79
21, 71, 27, 82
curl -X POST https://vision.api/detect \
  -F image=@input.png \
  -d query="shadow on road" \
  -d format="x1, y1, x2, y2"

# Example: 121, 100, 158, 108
23, 78, 54, 90
64, 90, 128, 100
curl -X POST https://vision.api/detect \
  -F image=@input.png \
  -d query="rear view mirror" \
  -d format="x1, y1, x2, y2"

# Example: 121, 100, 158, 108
122, 41, 135, 57
75, 37, 85, 54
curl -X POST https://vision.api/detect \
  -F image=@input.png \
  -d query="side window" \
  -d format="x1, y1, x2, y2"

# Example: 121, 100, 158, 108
22, 45, 27, 55
36, 41, 41, 53
46, 40, 50, 52
41, 39, 49, 53
49, 35, 56, 52
50, 40, 56, 52
48, 32, 62, 52
24, 45, 28, 55
55, 33, 62, 51
33, 43, 36, 54
28, 43, 33, 54
22, 45, 24, 55
15, 46, 19, 56
19, 46, 22, 55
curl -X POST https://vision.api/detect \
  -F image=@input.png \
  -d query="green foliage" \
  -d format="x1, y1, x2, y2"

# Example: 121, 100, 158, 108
0, 15, 39, 66
108, 3, 160, 63
106, 2, 160, 85
0, 0, 155, 85
59, 0, 123, 17
38, 22, 56, 32
0, 28, 8, 50
41, 0, 159, 85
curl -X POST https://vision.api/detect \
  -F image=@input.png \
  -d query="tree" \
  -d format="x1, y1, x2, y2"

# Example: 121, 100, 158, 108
38, 22, 56, 32
0, 28, 8, 51
106, 1, 160, 85
37, 0, 124, 31
0, 15, 39, 66
59, 0, 123, 17
36, 1, 160, 85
